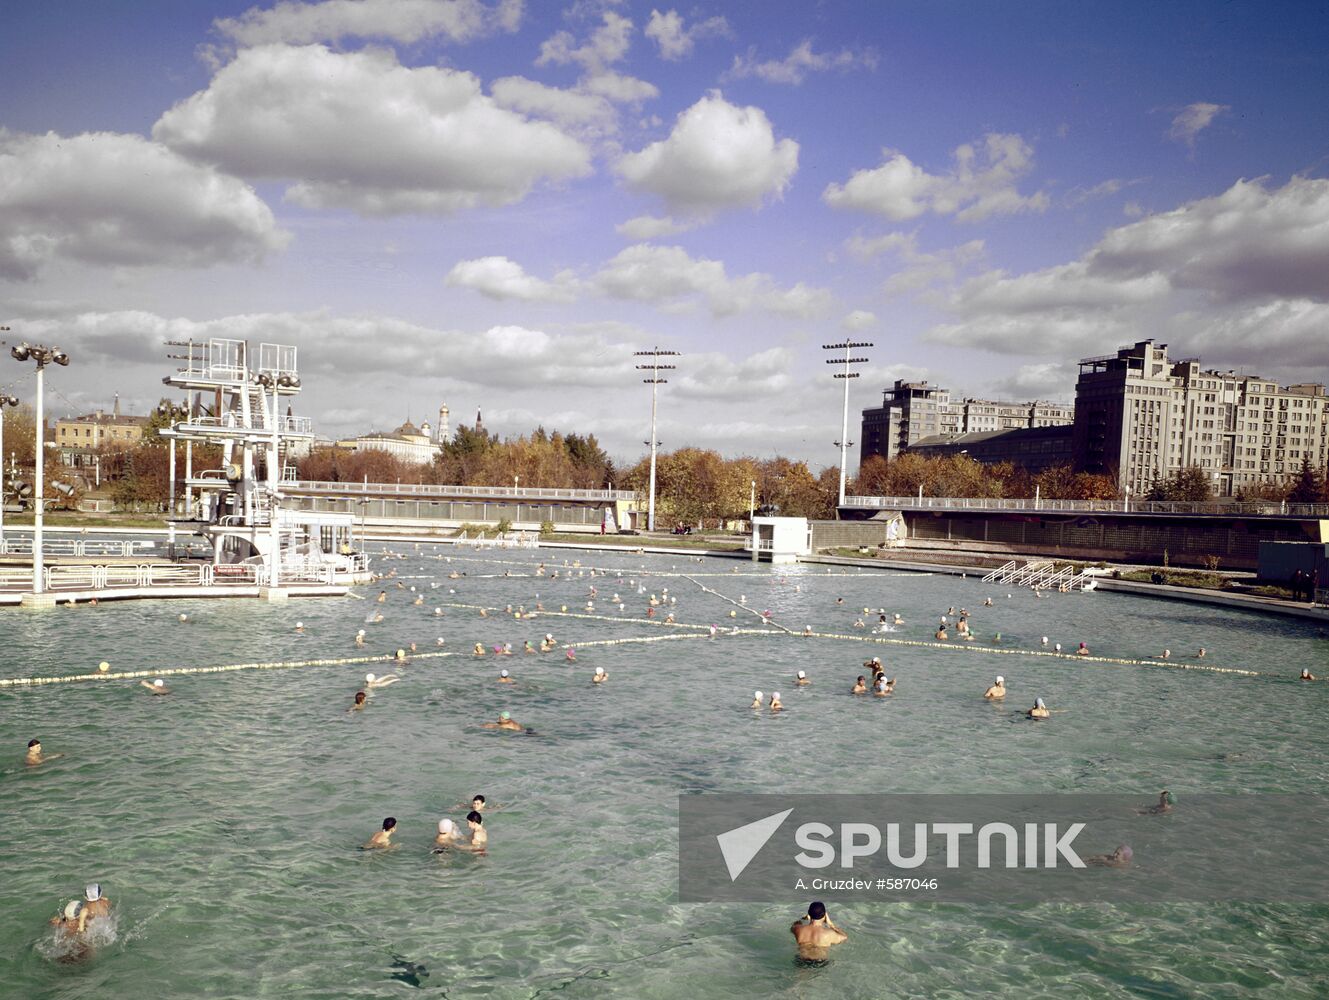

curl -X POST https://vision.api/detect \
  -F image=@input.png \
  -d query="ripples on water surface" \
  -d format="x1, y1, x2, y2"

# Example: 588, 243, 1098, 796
3, 546, 1328, 998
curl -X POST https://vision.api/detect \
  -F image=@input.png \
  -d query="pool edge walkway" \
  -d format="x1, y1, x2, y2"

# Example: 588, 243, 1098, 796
799, 553, 1329, 624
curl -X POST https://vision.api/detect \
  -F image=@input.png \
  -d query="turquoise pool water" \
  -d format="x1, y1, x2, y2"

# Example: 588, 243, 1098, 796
3, 545, 1328, 998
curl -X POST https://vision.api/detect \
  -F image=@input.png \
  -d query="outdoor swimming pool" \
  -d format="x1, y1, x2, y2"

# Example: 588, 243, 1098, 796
3, 545, 1328, 997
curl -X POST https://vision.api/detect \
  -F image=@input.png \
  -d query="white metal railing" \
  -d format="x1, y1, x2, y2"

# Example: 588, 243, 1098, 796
288, 480, 636, 502
0, 560, 351, 593
843, 495, 1329, 518
1011, 561, 1053, 586
982, 560, 1018, 583
276, 415, 313, 435
0, 538, 145, 557
743, 538, 776, 551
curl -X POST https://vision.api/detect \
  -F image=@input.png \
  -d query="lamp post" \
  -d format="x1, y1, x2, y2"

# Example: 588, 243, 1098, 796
158, 400, 188, 556
9, 342, 71, 594
634, 346, 680, 532
823, 340, 873, 508
0, 394, 18, 549
749, 479, 756, 525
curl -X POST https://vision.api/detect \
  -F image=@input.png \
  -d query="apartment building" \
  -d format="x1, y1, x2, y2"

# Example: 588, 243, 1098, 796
860, 380, 1073, 465
1073, 340, 1328, 496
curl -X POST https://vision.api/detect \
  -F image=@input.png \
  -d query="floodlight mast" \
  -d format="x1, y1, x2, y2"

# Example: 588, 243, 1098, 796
8, 340, 72, 594
634, 347, 680, 533
823, 340, 873, 508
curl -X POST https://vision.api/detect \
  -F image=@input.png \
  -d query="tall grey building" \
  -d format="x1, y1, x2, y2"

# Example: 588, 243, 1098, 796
859, 380, 1072, 465
1073, 339, 1328, 497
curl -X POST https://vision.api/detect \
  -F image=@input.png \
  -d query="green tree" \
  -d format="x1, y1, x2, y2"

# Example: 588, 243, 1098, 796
1287, 456, 1322, 503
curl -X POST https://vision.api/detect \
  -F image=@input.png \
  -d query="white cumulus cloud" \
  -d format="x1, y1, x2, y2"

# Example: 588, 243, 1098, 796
0, 129, 287, 280
727, 39, 877, 85
644, 9, 729, 60
924, 175, 1329, 376
153, 44, 591, 216
536, 9, 658, 105
445, 255, 581, 302
614, 214, 700, 239
1168, 102, 1228, 148
824, 133, 1048, 223
592, 243, 831, 317
616, 92, 798, 216
214, 0, 521, 46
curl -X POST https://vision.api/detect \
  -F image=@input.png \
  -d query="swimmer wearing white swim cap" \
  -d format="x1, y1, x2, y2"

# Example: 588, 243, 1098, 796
984, 676, 1006, 699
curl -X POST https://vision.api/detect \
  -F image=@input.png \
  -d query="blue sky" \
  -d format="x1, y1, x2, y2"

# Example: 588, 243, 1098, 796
2, 0, 1327, 468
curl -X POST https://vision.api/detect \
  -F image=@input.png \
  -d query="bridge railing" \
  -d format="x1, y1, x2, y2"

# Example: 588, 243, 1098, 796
842, 496, 1329, 518
287, 480, 636, 502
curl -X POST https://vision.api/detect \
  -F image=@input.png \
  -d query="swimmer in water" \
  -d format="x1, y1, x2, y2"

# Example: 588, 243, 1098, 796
769, 691, 783, 712
482, 711, 524, 732
50, 899, 93, 960
1077, 643, 1089, 655
465, 811, 488, 854
355, 630, 367, 646
365, 817, 397, 849
82, 884, 111, 923
791, 901, 848, 963
1301, 668, 1316, 681
524, 641, 536, 654
565, 648, 576, 662
498, 669, 513, 684
434, 818, 462, 849
1160, 649, 1171, 660
1027, 698, 1050, 720
1141, 790, 1174, 814
473, 643, 486, 657
984, 676, 1006, 699
25, 738, 62, 766
983, 597, 993, 607
873, 677, 893, 697
140, 678, 170, 695
1197, 648, 1206, 658
795, 670, 809, 686
1084, 844, 1134, 867
852, 676, 867, 695
893, 614, 904, 625
295, 621, 304, 633
365, 673, 400, 689
377, 591, 387, 603
935, 626, 948, 640
593, 667, 607, 683
351, 691, 367, 711
750, 690, 764, 709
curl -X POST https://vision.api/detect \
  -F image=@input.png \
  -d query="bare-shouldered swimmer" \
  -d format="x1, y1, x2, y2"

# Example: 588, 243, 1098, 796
26, 738, 63, 766
365, 817, 397, 849
791, 901, 847, 962
465, 811, 488, 854
984, 676, 1006, 699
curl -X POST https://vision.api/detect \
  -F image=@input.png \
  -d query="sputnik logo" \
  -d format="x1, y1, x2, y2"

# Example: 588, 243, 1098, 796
716, 808, 793, 881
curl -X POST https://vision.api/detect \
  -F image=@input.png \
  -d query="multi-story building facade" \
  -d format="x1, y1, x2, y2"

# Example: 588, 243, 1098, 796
55, 397, 148, 469
1073, 340, 1328, 497
860, 380, 1073, 465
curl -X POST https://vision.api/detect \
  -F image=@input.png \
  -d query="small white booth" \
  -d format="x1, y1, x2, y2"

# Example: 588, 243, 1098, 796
747, 516, 812, 564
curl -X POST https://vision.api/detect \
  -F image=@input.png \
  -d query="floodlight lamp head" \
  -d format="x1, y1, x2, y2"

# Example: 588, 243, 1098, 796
10, 343, 30, 361
52, 351, 69, 366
